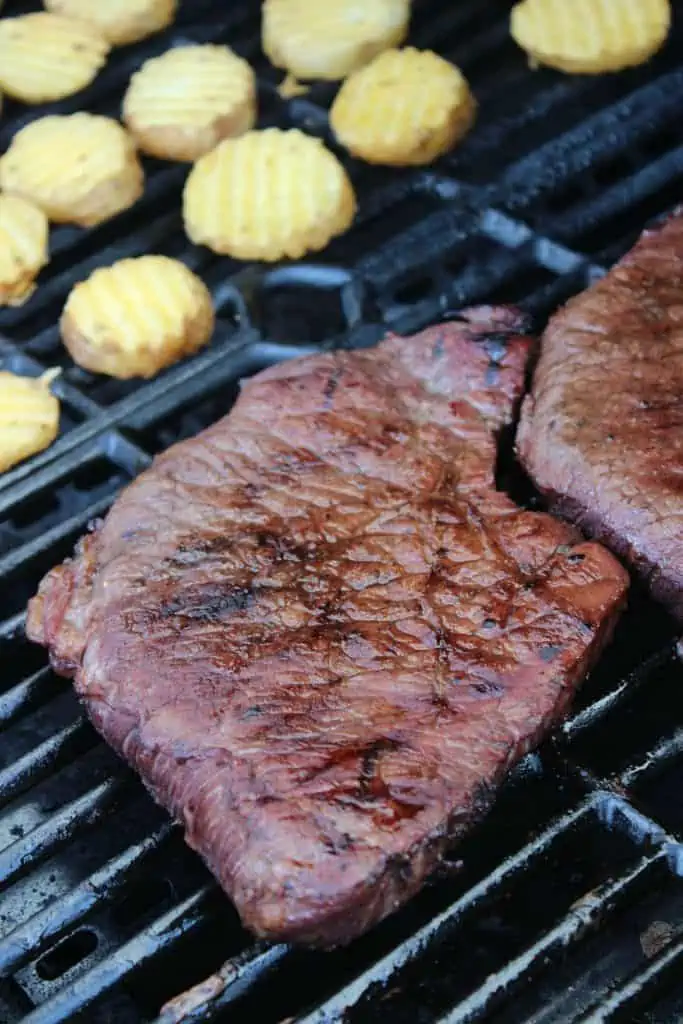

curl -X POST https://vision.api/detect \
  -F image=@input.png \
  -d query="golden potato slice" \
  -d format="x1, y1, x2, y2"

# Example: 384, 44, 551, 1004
0, 194, 49, 307
61, 255, 215, 379
330, 48, 476, 166
123, 44, 257, 162
0, 114, 144, 228
183, 128, 356, 261
0, 369, 60, 473
511, 0, 671, 73
262, 0, 410, 80
0, 13, 109, 103
44, 0, 177, 47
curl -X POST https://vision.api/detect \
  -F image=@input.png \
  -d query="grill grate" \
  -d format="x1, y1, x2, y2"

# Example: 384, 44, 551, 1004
2, 0, 683, 1021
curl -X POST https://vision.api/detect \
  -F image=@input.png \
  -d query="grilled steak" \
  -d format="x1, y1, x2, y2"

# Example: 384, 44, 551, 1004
518, 209, 683, 621
27, 308, 628, 946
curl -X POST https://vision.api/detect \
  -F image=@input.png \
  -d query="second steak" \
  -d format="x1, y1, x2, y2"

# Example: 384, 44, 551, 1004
518, 209, 683, 621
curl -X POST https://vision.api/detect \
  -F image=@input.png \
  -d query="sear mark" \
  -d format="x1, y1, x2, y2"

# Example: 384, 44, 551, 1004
359, 738, 400, 799
159, 584, 255, 622
323, 367, 342, 408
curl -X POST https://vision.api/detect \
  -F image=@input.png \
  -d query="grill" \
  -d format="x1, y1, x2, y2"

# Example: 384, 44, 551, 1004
2, 0, 683, 1021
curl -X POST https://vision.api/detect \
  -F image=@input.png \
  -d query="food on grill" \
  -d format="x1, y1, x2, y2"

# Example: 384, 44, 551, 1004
27, 308, 628, 945
518, 209, 683, 622
123, 44, 257, 163
0, 194, 49, 307
183, 128, 356, 261
0, 369, 60, 473
510, 0, 671, 74
330, 48, 476, 167
0, 114, 144, 228
262, 0, 410, 81
61, 255, 215, 379
44, 0, 177, 46
0, 13, 110, 103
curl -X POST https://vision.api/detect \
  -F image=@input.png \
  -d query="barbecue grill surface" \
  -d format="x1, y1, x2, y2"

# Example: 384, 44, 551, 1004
1, 1, 683, 1022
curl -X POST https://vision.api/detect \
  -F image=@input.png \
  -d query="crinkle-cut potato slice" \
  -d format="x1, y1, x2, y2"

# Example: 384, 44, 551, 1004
44, 0, 177, 47
0, 369, 61, 473
262, 0, 410, 80
510, 0, 671, 73
0, 13, 109, 103
183, 128, 357, 262
61, 255, 215, 379
0, 194, 49, 307
0, 114, 144, 228
123, 44, 257, 162
330, 47, 476, 167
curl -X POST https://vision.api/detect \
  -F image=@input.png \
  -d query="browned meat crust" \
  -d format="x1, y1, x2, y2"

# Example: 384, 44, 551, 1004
27, 308, 628, 946
518, 209, 683, 621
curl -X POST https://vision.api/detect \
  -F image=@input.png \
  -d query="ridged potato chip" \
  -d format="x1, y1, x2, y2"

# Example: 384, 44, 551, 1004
511, 0, 671, 73
330, 47, 476, 166
0, 13, 109, 103
123, 44, 257, 162
183, 128, 356, 261
61, 255, 215, 379
44, 0, 177, 47
262, 0, 410, 80
0, 369, 60, 473
0, 194, 49, 307
0, 114, 144, 228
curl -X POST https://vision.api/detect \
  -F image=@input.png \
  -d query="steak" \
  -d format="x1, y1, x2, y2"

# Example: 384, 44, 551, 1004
26, 308, 628, 946
518, 208, 683, 621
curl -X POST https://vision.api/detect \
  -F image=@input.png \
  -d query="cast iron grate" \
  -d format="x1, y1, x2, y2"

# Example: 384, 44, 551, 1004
1, 0, 683, 1021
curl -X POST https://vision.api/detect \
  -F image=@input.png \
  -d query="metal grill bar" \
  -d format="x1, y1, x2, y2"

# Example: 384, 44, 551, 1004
0, 667, 60, 728
0, 717, 93, 809
0, 776, 130, 889
0, 823, 176, 976
20, 886, 216, 1024
155, 944, 291, 1024
576, 933, 683, 1023
432, 853, 668, 1024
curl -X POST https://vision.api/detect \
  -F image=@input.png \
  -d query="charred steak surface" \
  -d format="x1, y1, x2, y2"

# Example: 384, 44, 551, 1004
27, 308, 628, 946
518, 209, 683, 621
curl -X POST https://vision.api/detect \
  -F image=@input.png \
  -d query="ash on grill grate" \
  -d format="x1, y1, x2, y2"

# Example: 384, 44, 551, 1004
2, 0, 683, 1021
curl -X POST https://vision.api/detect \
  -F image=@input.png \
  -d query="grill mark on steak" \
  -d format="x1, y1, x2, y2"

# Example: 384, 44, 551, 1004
26, 307, 628, 947
158, 584, 256, 622
517, 207, 683, 622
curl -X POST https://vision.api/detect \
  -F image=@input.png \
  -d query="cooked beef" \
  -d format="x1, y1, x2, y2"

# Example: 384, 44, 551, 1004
26, 307, 628, 947
518, 209, 683, 621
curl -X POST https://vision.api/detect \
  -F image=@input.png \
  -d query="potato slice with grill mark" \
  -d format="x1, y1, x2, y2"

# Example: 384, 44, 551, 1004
0, 114, 144, 228
183, 128, 356, 262
262, 0, 410, 81
44, 0, 177, 47
511, 0, 671, 73
123, 44, 256, 162
0, 12, 109, 103
330, 47, 476, 167
61, 255, 215, 379
0, 194, 49, 307
0, 370, 61, 474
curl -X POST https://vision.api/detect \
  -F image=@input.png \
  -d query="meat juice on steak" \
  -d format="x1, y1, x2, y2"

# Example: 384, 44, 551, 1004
27, 308, 628, 946
518, 208, 683, 621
